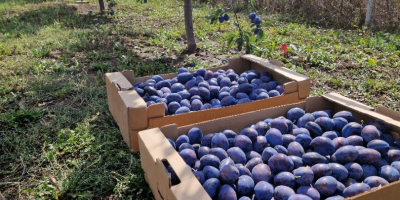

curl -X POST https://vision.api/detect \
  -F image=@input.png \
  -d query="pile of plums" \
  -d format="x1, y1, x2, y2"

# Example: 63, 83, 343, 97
166, 108, 399, 200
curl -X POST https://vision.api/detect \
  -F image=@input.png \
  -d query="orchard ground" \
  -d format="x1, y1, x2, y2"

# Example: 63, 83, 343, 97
0, 0, 399, 199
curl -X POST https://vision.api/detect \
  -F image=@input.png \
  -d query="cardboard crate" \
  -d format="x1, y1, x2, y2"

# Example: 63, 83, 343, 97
106, 55, 310, 151
139, 92, 400, 200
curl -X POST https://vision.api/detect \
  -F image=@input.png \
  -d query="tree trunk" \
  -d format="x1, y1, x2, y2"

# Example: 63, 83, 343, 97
184, 0, 196, 53
365, 0, 374, 26
99, 0, 105, 12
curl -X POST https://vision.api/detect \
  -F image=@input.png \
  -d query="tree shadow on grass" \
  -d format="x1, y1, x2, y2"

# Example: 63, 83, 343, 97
0, 2, 111, 38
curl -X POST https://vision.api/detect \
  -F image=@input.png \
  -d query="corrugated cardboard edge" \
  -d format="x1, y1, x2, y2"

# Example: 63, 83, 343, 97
139, 128, 211, 200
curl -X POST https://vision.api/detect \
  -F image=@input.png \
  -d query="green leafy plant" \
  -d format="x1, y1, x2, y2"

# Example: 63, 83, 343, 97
206, 1, 266, 54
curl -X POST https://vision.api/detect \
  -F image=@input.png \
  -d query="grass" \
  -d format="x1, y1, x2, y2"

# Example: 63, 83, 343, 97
0, 0, 399, 199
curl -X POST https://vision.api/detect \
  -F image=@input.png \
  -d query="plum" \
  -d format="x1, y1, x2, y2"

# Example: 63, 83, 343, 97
342, 122, 362, 138
190, 99, 203, 111
245, 157, 263, 171
218, 92, 230, 101
180, 99, 191, 108
236, 92, 250, 100
193, 171, 205, 184
237, 98, 251, 104
297, 113, 316, 128
325, 196, 344, 200
274, 172, 295, 188
385, 149, 400, 163
293, 166, 314, 186
201, 133, 214, 147
274, 185, 295, 200
288, 141, 305, 157
295, 134, 313, 149
363, 176, 389, 188
193, 160, 201, 171
344, 162, 363, 180
391, 161, 400, 173
356, 148, 381, 165
335, 181, 346, 196
379, 165, 400, 182
283, 134, 296, 148
343, 183, 370, 198
211, 133, 229, 150
268, 153, 294, 172
322, 131, 339, 140
274, 145, 288, 155
373, 158, 389, 169
254, 121, 269, 136
220, 165, 240, 184
253, 136, 268, 153
176, 135, 190, 150
343, 178, 358, 187
315, 176, 337, 196
200, 103, 212, 110
187, 127, 202, 144
288, 194, 312, 200
237, 175, 255, 196
312, 111, 329, 119
171, 83, 185, 93
331, 145, 359, 164
167, 138, 176, 149
361, 125, 381, 143
268, 90, 280, 97
302, 152, 329, 166
333, 111, 355, 122
262, 147, 278, 163
292, 128, 310, 136
254, 181, 274, 200
168, 101, 181, 114
369, 119, 390, 134
311, 164, 332, 179
297, 186, 320, 200
329, 163, 348, 181
305, 122, 323, 138
198, 87, 211, 101
240, 127, 258, 142
333, 117, 348, 132
175, 106, 190, 114
198, 146, 210, 159
238, 83, 254, 94
310, 136, 335, 156
367, 139, 389, 156
382, 134, 395, 146
235, 163, 252, 176
332, 137, 349, 150
209, 86, 220, 99
227, 147, 246, 164
252, 163, 272, 183
234, 135, 253, 152
185, 79, 197, 90
179, 149, 197, 165
315, 117, 335, 132
289, 155, 303, 169
200, 154, 220, 169
209, 147, 228, 161
218, 184, 237, 200
246, 151, 262, 161
220, 157, 235, 170
266, 128, 283, 147
203, 178, 220, 198
221, 95, 236, 106
360, 164, 377, 180
177, 72, 193, 83
270, 118, 289, 134
347, 135, 364, 146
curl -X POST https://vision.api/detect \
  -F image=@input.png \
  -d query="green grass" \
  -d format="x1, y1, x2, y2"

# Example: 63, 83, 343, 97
0, 0, 399, 199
